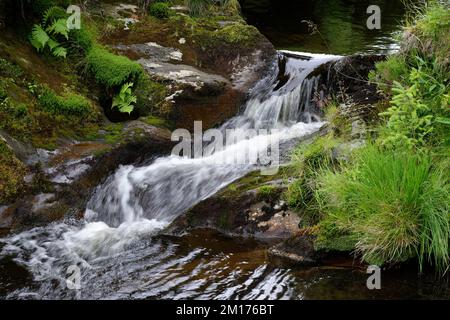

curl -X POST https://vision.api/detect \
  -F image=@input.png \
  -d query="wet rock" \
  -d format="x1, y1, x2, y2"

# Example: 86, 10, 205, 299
268, 235, 318, 266
0, 122, 174, 234
168, 172, 301, 240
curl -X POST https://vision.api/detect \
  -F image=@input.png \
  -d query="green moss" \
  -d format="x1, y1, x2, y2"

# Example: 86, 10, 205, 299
257, 185, 280, 203
103, 123, 125, 144
134, 73, 169, 116
140, 115, 172, 129
0, 58, 23, 78
86, 46, 142, 88
38, 87, 92, 116
0, 141, 27, 204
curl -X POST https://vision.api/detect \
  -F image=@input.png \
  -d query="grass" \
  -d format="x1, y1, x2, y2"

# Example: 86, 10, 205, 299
314, 145, 449, 273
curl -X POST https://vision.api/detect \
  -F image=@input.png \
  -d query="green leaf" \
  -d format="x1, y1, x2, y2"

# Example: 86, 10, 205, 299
52, 46, 67, 58
436, 117, 450, 125
30, 25, 50, 51
47, 19, 69, 40
47, 38, 60, 50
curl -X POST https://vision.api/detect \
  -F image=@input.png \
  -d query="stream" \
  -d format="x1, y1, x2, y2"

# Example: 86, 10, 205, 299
1, 1, 449, 300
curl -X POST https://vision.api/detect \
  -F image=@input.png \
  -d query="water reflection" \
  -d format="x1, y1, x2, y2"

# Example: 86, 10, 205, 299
240, 0, 407, 54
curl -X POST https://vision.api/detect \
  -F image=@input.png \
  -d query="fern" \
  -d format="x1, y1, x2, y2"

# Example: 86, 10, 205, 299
112, 82, 137, 114
30, 25, 50, 51
29, 9, 69, 59
46, 18, 69, 39
52, 46, 67, 58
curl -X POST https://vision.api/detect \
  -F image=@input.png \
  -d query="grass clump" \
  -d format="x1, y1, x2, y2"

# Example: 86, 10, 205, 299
314, 145, 449, 273
85, 46, 142, 88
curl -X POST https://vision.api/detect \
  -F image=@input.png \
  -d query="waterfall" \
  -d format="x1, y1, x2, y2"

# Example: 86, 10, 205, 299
0, 52, 340, 298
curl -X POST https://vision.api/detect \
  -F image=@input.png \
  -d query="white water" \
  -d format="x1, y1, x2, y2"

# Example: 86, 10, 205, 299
0, 52, 340, 299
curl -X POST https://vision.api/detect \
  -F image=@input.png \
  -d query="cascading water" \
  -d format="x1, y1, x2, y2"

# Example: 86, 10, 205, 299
0, 52, 340, 299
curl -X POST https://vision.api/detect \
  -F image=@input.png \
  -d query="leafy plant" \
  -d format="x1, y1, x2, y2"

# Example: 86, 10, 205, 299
149, 2, 171, 19
314, 145, 449, 273
112, 82, 137, 114
29, 6, 69, 58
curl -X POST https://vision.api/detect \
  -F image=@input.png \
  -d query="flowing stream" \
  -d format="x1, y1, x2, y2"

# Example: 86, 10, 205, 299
0, 52, 342, 299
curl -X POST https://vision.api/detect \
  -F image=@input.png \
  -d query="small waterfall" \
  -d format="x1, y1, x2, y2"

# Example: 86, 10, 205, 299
85, 52, 339, 228
0, 51, 340, 298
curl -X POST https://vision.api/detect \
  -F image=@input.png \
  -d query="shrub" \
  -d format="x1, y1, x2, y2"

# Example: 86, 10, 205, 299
38, 88, 91, 116
315, 145, 450, 273
86, 46, 142, 88
149, 2, 171, 19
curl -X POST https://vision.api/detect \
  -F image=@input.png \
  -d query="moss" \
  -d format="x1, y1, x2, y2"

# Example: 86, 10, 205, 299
103, 123, 125, 144
86, 46, 142, 88
257, 185, 281, 203
134, 73, 169, 117
140, 115, 172, 129
0, 58, 23, 78
38, 87, 92, 116
0, 141, 27, 204
149, 2, 172, 19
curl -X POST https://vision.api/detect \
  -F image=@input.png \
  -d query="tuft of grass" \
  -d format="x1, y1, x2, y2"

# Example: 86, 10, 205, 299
314, 145, 449, 273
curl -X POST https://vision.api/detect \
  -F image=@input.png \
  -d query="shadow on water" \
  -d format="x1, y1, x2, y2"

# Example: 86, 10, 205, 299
240, 0, 407, 54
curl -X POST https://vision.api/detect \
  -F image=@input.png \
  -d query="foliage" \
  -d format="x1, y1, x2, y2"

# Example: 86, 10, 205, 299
0, 141, 27, 204
134, 73, 169, 117
377, 57, 449, 150
257, 185, 280, 204
185, 0, 211, 16
314, 145, 449, 273
149, 2, 171, 19
112, 82, 137, 114
0, 59, 23, 78
29, 6, 69, 58
38, 87, 92, 116
286, 134, 340, 225
86, 46, 142, 88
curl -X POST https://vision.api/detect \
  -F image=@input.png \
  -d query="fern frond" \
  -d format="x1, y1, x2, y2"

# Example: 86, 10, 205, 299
43, 6, 67, 24
52, 46, 68, 58
30, 24, 50, 51
46, 18, 69, 40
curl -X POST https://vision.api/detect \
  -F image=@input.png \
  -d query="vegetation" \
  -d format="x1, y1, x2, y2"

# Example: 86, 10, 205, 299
149, 2, 172, 19
29, 6, 70, 58
0, 141, 27, 204
38, 87, 92, 116
85, 46, 142, 88
112, 82, 137, 114
288, 2, 450, 274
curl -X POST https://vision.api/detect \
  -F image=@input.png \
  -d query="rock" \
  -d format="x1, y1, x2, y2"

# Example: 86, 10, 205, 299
168, 171, 301, 240
268, 235, 318, 266
0, 122, 174, 235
